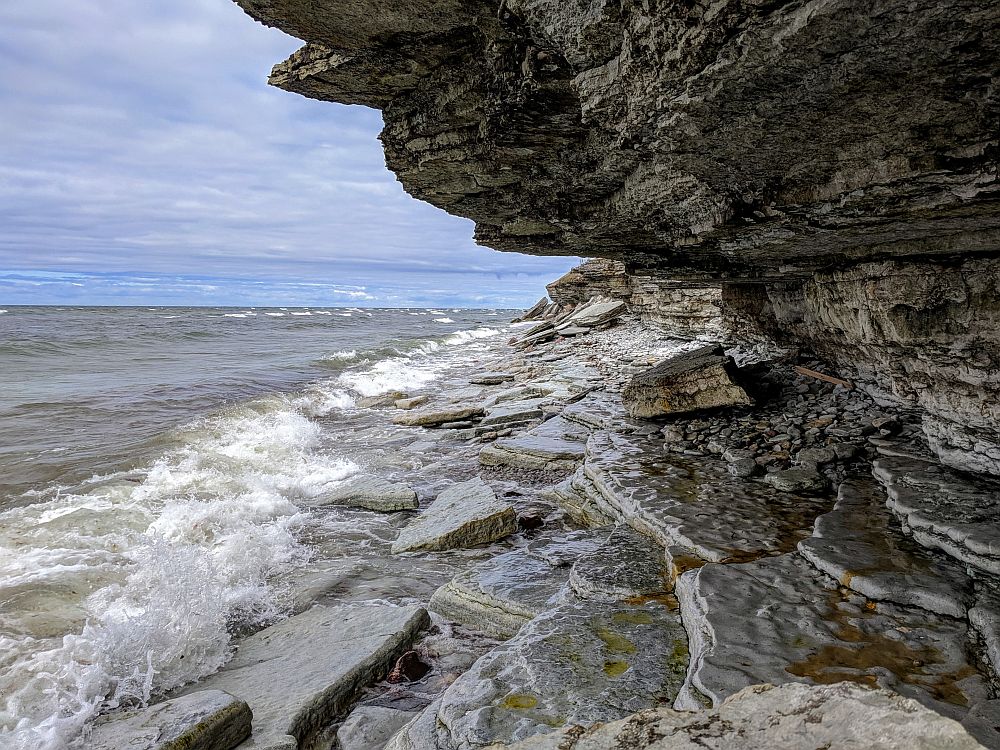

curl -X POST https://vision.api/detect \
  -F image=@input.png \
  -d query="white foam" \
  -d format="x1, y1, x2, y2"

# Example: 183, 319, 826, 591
0, 397, 357, 749
337, 357, 441, 397
264, 312, 285, 317
434, 317, 455, 323
0, 309, 7, 314
324, 349, 357, 362
443, 327, 502, 345
222, 313, 249, 318
290, 312, 312, 317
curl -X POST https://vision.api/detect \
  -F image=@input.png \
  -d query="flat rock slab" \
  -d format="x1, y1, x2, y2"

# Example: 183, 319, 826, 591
393, 404, 485, 427
873, 455, 1000, 574
481, 398, 548, 427
471, 373, 515, 385
430, 531, 610, 638
675, 553, 997, 745
480, 415, 589, 472
189, 605, 429, 749
560, 391, 627, 431
569, 525, 669, 602
395, 395, 429, 410
314, 475, 418, 512
622, 345, 751, 419
798, 476, 972, 617
87, 690, 251, 750
492, 682, 988, 750
391, 477, 516, 554
391, 599, 688, 749
561, 300, 626, 328
582, 430, 830, 562
337, 706, 417, 750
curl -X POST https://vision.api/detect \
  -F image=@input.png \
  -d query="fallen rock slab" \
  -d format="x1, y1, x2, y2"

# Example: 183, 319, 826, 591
873, 455, 1000, 574
489, 682, 988, 750
313, 475, 418, 512
187, 604, 429, 749
393, 404, 484, 427
622, 345, 751, 418
480, 398, 547, 427
560, 300, 626, 329
389, 599, 687, 749
798, 476, 972, 617
86, 690, 251, 750
391, 477, 516, 554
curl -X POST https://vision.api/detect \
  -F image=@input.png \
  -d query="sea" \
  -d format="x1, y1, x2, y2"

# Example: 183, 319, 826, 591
0, 305, 517, 749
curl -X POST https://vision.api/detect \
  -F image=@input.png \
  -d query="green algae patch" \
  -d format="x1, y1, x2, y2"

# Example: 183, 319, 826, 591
612, 610, 653, 625
501, 693, 539, 710
597, 626, 637, 654
667, 638, 689, 672
604, 660, 630, 677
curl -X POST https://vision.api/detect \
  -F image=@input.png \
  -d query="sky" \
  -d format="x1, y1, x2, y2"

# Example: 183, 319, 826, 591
0, 0, 578, 307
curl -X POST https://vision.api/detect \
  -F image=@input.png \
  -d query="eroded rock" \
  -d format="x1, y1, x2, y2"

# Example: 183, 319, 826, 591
314, 474, 419, 512
393, 404, 485, 428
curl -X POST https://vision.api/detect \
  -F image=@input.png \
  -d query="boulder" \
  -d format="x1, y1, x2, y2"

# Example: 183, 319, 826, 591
393, 404, 484, 427
622, 345, 751, 418
86, 690, 251, 750
186, 604, 429, 749
489, 682, 988, 750
313, 475, 418, 512
391, 477, 516, 554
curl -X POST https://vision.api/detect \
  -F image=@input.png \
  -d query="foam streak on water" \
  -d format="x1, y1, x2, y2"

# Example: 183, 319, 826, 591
0, 308, 513, 749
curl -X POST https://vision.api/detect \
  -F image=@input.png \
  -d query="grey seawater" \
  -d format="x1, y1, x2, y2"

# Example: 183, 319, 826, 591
0, 305, 513, 749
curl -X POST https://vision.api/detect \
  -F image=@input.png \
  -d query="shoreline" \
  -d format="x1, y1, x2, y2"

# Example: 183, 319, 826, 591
80, 298, 1000, 750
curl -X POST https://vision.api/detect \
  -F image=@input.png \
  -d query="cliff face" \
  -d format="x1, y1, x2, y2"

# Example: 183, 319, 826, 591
234, 0, 1000, 474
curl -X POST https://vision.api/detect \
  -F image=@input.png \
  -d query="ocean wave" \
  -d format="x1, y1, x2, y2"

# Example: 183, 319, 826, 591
264, 312, 285, 317
0, 397, 357, 750
434, 317, 455, 323
443, 326, 502, 345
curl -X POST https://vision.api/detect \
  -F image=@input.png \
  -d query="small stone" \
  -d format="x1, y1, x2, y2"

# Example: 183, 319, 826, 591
763, 467, 827, 493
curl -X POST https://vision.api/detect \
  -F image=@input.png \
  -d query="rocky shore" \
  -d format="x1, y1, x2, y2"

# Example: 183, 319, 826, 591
93, 291, 1000, 750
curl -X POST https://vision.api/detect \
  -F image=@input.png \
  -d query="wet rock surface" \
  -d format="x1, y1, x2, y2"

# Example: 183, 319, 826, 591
490, 682, 989, 750
569, 525, 669, 603
86, 690, 251, 750
391, 599, 688, 750
184, 605, 430, 749
479, 415, 589, 472
392, 478, 517, 554
315, 474, 419, 512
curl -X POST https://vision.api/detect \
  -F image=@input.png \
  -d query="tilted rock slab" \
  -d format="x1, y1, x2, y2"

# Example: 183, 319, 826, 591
391, 477, 516, 554
488, 682, 988, 750
429, 530, 610, 638
388, 599, 688, 750
675, 553, 1000, 747
622, 345, 751, 418
873, 454, 1000, 574
186, 604, 429, 749
313, 474, 419, 512
798, 476, 972, 617
86, 690, 251, 750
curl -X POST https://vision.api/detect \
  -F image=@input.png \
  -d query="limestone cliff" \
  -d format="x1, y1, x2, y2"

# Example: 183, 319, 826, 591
233, 0, 1000, 474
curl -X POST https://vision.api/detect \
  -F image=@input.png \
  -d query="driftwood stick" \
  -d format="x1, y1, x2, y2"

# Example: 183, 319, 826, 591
793, 365, 854, 390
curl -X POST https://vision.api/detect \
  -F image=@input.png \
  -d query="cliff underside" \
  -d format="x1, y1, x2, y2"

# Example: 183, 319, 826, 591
221, 0, 1000, 747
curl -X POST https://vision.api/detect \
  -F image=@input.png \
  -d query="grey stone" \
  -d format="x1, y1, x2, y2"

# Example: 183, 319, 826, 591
798, 476, 972, 617
337, 706, 417, 750
313, 474, 418, 512
622, 346, 752, 419
873, 455, 1000, 574
490, 682, 988, 750
559, 300, 626, 329
393, 404, 485, 427
471, 372, 515, 385
763, 467, 827, 494
391, 599, 688, 749
481, 398, 548, 427
86, 690, 251, 750
479, 415, 589, 472
391, 477, 517, 554
569, 525, 669, 602
188, 605, 429, 749
394, 395, 429, 410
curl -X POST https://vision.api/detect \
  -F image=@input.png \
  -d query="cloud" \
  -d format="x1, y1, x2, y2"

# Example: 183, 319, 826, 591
0, 0, 578, 306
